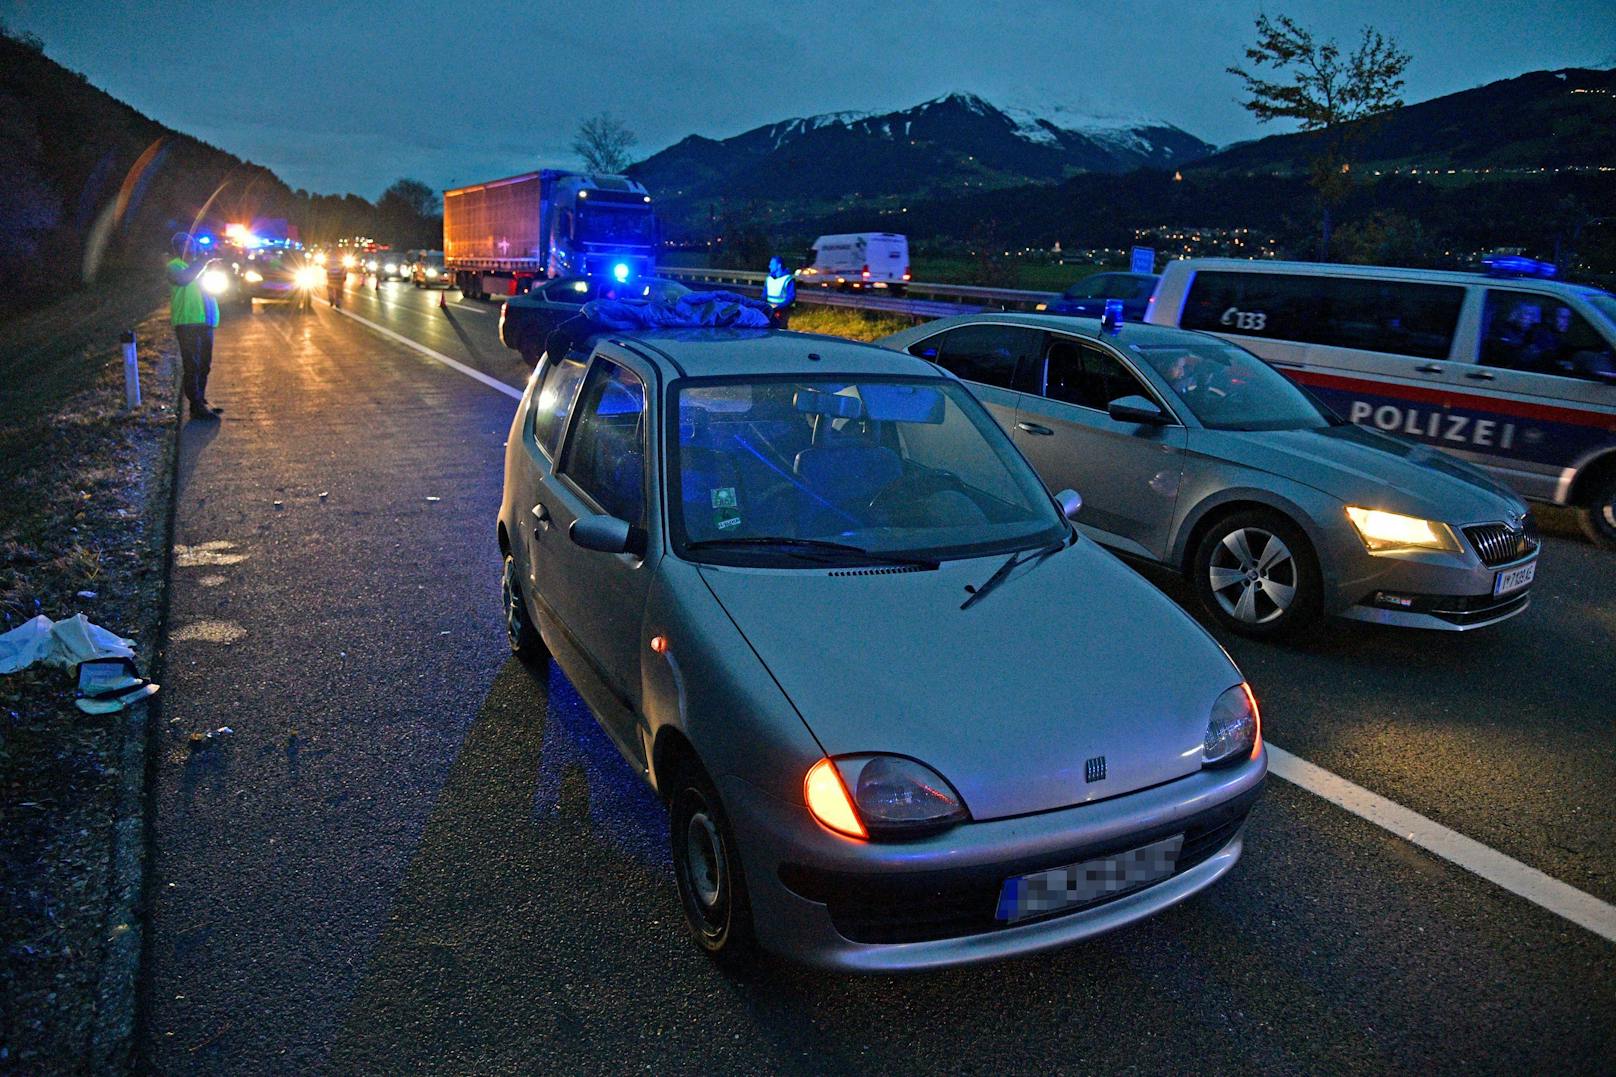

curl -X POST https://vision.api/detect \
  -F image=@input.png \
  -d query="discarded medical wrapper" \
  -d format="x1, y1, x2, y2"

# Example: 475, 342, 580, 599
0, 613, 158, 713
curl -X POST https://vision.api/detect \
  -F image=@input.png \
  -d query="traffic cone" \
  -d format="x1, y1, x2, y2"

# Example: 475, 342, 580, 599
438, 290, 446, 310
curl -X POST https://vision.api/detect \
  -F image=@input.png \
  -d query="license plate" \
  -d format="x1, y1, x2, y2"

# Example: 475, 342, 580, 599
995, 834, 1183, 923
1493, 560, 1536, 596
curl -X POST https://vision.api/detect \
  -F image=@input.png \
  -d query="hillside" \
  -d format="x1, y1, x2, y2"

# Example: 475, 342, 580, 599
0, 30, 303, 312
1195, 67, 1616, 174
631, 92, 1213, 231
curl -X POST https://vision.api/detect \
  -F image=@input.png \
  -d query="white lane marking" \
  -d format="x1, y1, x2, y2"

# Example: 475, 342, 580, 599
332, 306, 522, 401
449, 302, 494, 316
1267, 745, 1616, 944
327, 298, 1616, 946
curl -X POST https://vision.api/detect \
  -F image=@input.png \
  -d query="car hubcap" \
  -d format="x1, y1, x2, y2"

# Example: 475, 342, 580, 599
502, 560, 523, 645
1208, 527, 1297, 624
683, 810, 724, 912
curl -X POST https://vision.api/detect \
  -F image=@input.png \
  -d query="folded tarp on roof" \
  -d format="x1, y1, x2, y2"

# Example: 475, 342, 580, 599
582, 290, 772, 331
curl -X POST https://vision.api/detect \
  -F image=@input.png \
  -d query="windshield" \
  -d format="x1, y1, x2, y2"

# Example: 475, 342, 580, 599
1585, 293, 1616, 333
1065, 274, 1154, 301
578, 203, 656, 245
1131, 342, 1333, 431
670, 376, 1065, 565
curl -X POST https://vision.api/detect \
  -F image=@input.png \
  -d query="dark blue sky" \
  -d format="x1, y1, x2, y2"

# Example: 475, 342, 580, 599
4, 0, 1612, 199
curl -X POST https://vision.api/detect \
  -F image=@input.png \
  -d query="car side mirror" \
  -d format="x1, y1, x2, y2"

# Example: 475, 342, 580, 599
1054, 488, 1083, 521
1107, 395, 1168, 426
570, 514, 638, 555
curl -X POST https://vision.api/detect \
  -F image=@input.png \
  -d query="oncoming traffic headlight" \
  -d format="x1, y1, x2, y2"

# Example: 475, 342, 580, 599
201, 269, 230, 296
294, 266, 322, 289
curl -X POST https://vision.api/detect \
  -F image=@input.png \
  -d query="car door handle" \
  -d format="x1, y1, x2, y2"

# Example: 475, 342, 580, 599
1414, 363, 1444, 374
1464, 370, 1496, 381
530, 503, 551, 533
1017, 421, 1054, 436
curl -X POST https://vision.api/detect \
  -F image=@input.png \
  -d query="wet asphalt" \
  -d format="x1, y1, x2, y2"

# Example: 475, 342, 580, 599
140, 278, 1615, 1075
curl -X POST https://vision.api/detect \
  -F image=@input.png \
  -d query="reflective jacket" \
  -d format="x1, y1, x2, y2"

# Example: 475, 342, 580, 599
764, 272, 796, 308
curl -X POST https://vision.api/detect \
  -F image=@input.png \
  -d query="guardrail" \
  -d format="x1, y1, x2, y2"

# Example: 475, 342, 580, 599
659, 266, 1061, 321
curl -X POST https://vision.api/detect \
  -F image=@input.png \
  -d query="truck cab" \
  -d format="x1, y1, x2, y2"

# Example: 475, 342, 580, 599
546, 172, 659, 282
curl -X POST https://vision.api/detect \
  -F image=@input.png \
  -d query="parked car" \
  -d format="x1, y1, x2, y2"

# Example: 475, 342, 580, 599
412, 249, 450, 288
498, 276, 689, 365
880, 314, 1539, 636
1038, 272, 1159, 322
236, 247, 322, 309
498, 324, 1265, 968
1147, 257, 1616, 546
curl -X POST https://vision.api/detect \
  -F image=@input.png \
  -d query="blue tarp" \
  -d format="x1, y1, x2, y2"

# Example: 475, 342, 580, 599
581, 290, 772, 331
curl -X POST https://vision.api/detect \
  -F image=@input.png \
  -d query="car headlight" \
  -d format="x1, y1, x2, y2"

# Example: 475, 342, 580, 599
426, 267, 438, 278
243, 269, 263, 283
295, 267, 321, 288
342, 255, 356, 268
1034, 302, 1048, 311
201, 269, 230, 295
384, 263, 397, 273
805, 755, 968, 839
1204, 683, 1260, 767
1344, 506, 1460, 554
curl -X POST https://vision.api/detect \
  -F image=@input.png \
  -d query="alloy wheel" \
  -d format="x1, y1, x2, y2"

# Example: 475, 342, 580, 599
1207, 526, 1297, 625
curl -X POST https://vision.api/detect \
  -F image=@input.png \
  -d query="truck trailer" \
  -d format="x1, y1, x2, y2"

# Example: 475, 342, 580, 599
442, 170, 659, 299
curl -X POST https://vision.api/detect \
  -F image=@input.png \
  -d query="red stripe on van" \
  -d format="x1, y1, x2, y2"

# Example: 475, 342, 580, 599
1281, 367, 1616, 430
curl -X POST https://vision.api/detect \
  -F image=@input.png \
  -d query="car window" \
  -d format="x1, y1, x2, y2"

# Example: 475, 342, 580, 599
544, 279, 592, 305
559, 360, 648, 525
530, 355, 589, 457
910, 324, 1043, 389
1480, 290, 1616, 383
670, 376, 1063, 563
1042, 339, 1155, 411
1181, 271, 1464, 360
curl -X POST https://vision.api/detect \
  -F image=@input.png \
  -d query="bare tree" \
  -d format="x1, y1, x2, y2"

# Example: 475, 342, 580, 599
1229, 15, 1411, 258
572, 113, 638, 174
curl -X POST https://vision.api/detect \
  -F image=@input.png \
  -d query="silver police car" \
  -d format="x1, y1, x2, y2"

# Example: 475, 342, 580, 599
880, 314, 1540, 637
498, 328, 1266, 970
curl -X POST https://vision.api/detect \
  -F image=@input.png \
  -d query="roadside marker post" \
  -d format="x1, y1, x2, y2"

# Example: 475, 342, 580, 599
120, 330, 140, 408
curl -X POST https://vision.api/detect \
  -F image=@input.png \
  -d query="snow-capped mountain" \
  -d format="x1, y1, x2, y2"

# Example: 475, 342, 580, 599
629, 92, 1213, 221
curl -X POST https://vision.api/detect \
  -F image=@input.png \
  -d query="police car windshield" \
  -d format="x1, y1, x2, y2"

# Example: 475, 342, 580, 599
670, 376, 1065, 566
1132, 342, 1333, 431
1065, 274, 1153, 301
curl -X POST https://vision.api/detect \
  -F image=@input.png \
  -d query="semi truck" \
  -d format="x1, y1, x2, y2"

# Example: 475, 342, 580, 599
442, 169, 659, 300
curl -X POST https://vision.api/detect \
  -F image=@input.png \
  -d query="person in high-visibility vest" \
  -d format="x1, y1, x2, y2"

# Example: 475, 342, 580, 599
165, 233, 221, 421
325, 251, 348, 309
764, 256, 796, 329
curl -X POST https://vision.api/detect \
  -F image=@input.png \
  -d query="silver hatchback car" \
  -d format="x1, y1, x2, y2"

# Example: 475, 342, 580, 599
498, 328, 1266, 970
880, 315, 1541, 636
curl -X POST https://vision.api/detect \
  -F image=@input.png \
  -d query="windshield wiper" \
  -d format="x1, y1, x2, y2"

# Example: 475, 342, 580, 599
960, 534, 1068, 610
686, 536, 939, 569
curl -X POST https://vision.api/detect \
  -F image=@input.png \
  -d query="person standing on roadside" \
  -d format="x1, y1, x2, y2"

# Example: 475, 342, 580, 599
166, 233, 221, 420
764, 256, 796, 329
325, 251, 347, 309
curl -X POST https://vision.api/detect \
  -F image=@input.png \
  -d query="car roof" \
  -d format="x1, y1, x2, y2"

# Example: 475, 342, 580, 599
912, 311, 1208, 348
1171, 257, 1607, 296
610, 329, 941, 379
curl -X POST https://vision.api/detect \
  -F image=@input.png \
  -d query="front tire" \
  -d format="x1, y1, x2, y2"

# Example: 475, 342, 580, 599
1576, 472, 1616, 549
1192, 510, 1322, 639
669, 765, 755, 960
502, 553, 547, 664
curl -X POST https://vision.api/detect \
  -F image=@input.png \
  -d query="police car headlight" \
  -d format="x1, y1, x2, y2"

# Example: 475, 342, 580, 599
1344, 507, 1460, 554
243, 269, 263, 283
201, 269, 230, 295
295, 267, 322, 288
1204, 684, 1260, 767
425, 267, 438, 278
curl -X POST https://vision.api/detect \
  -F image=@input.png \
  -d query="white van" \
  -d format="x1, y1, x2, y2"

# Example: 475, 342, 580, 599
1147, 258, 1616, 546
799, 233, 910, 292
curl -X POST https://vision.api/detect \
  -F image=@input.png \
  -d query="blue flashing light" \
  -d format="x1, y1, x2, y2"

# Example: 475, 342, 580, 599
197, 235, 212, 246
612, 262, 630, 283
1483, 254, 1558, 279
1102, 298, 1125, 334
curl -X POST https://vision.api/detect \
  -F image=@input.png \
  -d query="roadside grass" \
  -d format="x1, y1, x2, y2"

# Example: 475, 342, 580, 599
787, 306, 916, 342
0, 285, 179, 1069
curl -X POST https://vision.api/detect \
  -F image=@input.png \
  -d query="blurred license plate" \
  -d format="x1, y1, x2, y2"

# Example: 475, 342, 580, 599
1493, 561, 1536, 596
995, 834, 1183, 923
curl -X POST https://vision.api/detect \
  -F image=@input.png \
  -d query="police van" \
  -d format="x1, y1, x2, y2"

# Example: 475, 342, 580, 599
1147, 258, 1616, 546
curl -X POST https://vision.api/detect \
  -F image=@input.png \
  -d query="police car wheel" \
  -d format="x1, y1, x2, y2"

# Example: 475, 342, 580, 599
1576, 474, 1616, 549
1193, 510, 1322, 639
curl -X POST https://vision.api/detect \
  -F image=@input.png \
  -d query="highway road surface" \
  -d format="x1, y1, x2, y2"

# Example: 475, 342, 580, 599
142, 275, 1615, 1074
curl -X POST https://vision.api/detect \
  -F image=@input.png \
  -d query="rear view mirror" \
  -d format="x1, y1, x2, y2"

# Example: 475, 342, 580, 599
570, 514, 636, 554
1054, 488, 1083, 521
1107, 395, 1168, 426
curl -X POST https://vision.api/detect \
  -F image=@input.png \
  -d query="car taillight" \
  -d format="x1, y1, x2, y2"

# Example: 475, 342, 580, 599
902, 265, 911, 281
861, 264, 870, 279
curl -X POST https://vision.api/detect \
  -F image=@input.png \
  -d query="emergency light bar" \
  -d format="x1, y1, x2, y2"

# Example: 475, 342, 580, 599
1482, 254, 1558, 279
